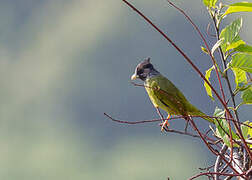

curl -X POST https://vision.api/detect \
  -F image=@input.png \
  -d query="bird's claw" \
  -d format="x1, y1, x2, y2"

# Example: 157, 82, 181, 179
160, 120, 170, 132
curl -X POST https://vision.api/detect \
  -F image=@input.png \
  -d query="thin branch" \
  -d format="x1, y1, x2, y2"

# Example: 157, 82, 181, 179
189, 171, 245, 180
207, 22, 216, 37
105, 113, 200, 138
246, 166, 252, 178
105, 107, 252, 129
224, 174, 234, 180
202, 129, 212, 139
104, 113, 160, 124
220, 163, 230, 174
162, 128, 200, 138
199, 164, 215, 171
214, 144, 228, 180
211, 13, 240, 125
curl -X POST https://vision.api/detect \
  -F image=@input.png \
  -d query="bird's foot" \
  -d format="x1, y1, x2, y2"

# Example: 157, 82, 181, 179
160, 119, 170, 132
160, 114, 171, 132
184, 118, 189, 133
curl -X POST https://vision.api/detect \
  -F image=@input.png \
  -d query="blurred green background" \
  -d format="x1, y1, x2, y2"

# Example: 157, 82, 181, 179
0, 0, 251, 179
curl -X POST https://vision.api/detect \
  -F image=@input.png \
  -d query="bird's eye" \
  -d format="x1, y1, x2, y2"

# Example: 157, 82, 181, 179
137, 69, 144, 74
143, 64, 152, 69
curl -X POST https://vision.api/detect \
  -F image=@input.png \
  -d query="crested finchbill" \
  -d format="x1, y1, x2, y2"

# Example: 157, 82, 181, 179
131, 58, 213, 131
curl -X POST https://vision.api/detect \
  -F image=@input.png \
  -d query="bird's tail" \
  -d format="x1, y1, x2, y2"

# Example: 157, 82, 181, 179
189, 110, 214, 123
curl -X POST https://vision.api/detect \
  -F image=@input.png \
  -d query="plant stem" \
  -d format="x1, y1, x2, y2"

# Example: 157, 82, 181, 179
211, 13, 241, 127
214, 144, 228, 180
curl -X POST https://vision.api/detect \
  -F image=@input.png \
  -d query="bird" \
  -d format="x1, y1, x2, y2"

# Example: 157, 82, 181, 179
131, 58, 213, 131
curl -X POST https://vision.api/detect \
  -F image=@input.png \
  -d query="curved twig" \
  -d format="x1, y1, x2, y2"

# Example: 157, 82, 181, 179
189, 171, 246, 180
214, 144, 228, 180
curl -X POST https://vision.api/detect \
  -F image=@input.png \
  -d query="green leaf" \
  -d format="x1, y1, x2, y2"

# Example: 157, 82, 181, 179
229, 53, 252, 73
204, 66, 215, 101
241, 86, 252, 104
203, 0, 218, 7
231, 68, 247, 88
213, 107, 227, 138
224, 2, 252, 16
211, 38, 224, 54
247, 121, 252, 138
241, 121, 250, 139
241, 84, 252, 92
226, 39, 245, 52
203, 0, 210, 7
245, 121, 252, 148
235, 44, 252, 55
220, 18, 243, 53
213, 107, 239, 147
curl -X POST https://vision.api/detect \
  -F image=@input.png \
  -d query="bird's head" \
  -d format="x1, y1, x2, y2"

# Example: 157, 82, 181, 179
131, 58, 158, 81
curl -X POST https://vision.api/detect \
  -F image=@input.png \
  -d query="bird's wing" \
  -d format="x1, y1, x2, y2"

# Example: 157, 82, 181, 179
150, 75, 214, 123
149, 75, 188, 115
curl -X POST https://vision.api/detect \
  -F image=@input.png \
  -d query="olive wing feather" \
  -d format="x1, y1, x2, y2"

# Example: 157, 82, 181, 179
149, 75, 190, 115
148, 75, 213, 123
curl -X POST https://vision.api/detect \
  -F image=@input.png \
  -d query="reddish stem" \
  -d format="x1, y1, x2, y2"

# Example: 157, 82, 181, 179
104, 113, 160, 124
189, 171, 246, 180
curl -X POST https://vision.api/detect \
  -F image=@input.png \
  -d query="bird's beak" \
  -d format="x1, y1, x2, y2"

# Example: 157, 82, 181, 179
131, 73, 138, 80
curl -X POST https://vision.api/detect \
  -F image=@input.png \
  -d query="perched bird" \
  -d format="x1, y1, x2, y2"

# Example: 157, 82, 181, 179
131, 58, 213, 131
